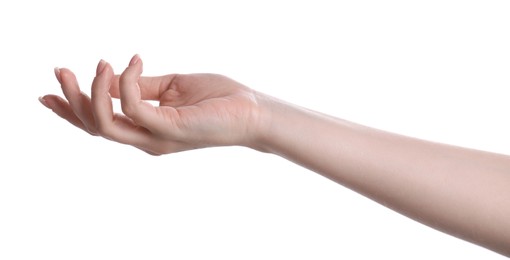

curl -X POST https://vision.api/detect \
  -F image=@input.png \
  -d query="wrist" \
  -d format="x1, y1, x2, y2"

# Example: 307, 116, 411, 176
245, 91, 280, 152
246, 91, 309, 154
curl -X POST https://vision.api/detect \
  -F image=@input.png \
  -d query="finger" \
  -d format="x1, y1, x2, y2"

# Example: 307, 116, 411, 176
56, 67, 97, 134
41, 94, 182, 155
91, 59, 155, 146
39, 95, 96, 135
91, 60, 116, 137
110, 74, 178, 100
119, 55, 167, 131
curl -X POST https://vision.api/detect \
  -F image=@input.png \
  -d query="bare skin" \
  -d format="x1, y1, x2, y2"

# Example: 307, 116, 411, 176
40, 55, 510, 256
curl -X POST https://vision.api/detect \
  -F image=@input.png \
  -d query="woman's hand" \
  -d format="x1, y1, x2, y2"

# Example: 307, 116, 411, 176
39, 54, 510, 256
39, 55, 264, 155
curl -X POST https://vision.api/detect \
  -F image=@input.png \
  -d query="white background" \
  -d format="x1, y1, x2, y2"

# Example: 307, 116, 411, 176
1, 0, 509, 259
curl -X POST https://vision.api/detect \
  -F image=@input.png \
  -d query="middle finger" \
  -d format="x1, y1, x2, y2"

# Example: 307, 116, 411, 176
56, 67, 97, 134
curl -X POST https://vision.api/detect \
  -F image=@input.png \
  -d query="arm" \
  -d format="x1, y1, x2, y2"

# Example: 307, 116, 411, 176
40, 55, 510, 256
253, 94, 510, 256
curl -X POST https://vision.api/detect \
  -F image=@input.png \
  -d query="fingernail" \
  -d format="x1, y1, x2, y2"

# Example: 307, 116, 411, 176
38, 96, 50, 109
96, 59, 107, 75
129, 54, 140, 66
54, 67, 62, 83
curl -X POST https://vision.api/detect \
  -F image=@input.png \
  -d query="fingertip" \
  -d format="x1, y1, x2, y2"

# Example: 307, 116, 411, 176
129, 54, 141, 66
105, 62, 114, 77
127, 54, 143, 75
96, 59, 107, 75
38, 94, 60, 110
57, 68, 76, 82
119, 56, 143, 88
100, 62, 115, 80
54, 67, 62, 83
39, 96, 50, 109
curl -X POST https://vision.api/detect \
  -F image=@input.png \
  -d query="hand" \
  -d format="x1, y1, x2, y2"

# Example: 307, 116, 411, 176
39, 55, 264, 155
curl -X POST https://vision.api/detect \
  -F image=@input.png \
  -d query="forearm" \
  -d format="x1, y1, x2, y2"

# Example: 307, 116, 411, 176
253, 93, 510, 256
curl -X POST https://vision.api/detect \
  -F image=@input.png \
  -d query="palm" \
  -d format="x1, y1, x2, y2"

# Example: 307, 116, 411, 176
150, 74, 260, 146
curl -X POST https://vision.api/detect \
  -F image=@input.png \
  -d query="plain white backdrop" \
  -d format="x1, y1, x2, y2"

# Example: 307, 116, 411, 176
1, 0, 509, 259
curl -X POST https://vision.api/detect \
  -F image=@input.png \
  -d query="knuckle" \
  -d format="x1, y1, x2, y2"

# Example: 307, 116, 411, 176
85, 124, 98, 136
86, 128, 99, 136
168, 73, 181, 87
95, 122, 115, 140
121, 102, 138, 118
95, 123, 108, 135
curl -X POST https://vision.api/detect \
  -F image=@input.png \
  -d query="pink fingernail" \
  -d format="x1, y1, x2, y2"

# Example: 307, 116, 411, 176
129, 54, 140, 66
39, 96, 50, 109
96, 59, 107, 75
54, 67, 62, 83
